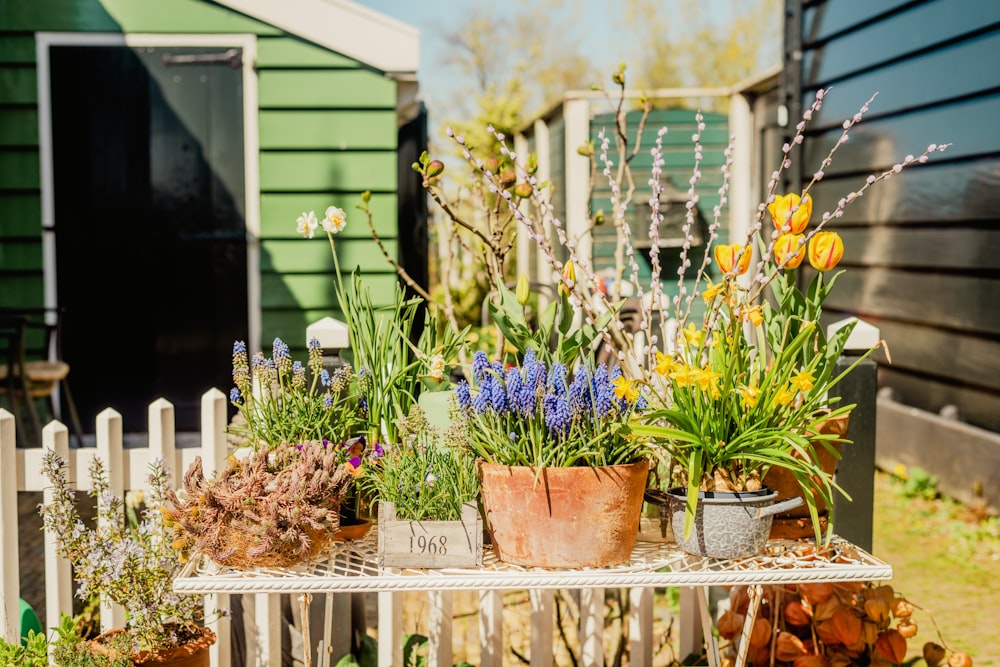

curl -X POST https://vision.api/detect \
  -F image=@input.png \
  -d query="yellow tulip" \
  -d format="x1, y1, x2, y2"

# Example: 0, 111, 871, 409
808, 231, 845, 271
559, 260, 576, 296
713, 243, 752, 276
773, 233, 806, 269
515, 273, 530, 305
768, 193, 812, 233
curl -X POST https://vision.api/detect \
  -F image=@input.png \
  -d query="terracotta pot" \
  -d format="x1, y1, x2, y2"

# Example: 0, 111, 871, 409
763, 412, 849, 538
478, 459, 649, 568
91, 626, 216, 667
334, 516, 373, 541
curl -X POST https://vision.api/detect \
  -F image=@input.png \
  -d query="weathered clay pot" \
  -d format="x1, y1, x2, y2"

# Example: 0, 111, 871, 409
764, 412, 850, 538
91, 626, 216, 666
663, 487, 802, 559
478, 459, 649, 568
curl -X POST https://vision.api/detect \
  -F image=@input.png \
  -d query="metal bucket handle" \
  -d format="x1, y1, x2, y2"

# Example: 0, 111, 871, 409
757, 496, 804, 517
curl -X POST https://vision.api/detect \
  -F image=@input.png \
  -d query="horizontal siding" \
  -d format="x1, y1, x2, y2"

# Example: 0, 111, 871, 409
864, 318, 1000, 394
259, 192, 396, 238
258, 70, 396, 108
807, 156, 1000, 224
837, 228, 1000, 271
804, 93, 1000, 178
803, 0, 1000, 85
807, 31, 1000, 128
880, 368, 1000, 433
803, 0, 915, 41
260, 272, 397, 310
0, 193, 40, 235
256, 36, 359, 68
259, 151, 397, 192
0, 239, 41, 270
261, 237, 398, 273
0, 275, 43, 308
258, 109, 397, 150
0, 108, 38, 146
824, 268, 1000, 336
797, 0, 1000, 436
0, 66, 37, 104
0, 150, 39, 189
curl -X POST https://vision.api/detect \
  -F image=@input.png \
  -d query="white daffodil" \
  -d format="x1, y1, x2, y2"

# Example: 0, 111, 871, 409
322, 206, 347, 233
296, 210, 319, 238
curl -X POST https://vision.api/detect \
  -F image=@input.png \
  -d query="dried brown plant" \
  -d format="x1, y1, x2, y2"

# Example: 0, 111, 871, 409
165, 440, 356, 569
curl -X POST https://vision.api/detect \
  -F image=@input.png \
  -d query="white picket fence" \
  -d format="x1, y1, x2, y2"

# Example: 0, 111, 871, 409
0, 391, 698, 667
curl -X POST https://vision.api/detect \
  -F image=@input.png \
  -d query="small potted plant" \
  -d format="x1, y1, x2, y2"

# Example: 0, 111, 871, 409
38, 451, 217, 665
358, 405, 482, 568
164, 336, 365, 570
454, 349, 652, 568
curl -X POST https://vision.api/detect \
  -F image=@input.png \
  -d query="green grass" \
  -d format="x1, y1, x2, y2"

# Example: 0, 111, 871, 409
872, 467, 1000, 665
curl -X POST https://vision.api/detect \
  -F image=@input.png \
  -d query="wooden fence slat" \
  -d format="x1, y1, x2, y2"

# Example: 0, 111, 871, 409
41, 422, 72, 633
478, 589, 503, 667
428, 590, 453, 667
580, 588, 604, 667
96, 408, 126, 632
377, 589, 402, 667
529, 589, 553, 667
0, 410, 19, 644
629, 587, 653, 667
200, 389, 232, 667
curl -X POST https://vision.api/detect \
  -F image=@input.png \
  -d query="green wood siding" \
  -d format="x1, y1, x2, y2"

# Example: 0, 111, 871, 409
260, 192, 396, 238
0, 0, 406, 348
257, 70, 396, 108
260, 152, 397, 192
258, 110, 397, 150
589, 108, 728, 311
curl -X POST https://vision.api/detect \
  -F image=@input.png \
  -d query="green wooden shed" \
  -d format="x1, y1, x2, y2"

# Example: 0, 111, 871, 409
0, 0, 424, 433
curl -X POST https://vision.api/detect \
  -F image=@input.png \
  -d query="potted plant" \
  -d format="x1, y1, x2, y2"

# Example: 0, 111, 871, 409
425, 71, 950, 558
358, 404, 483, 568
622, 89, 949, 556
38, 451, 218, 665
453, 349, 651, 568
164, 336, 366, 570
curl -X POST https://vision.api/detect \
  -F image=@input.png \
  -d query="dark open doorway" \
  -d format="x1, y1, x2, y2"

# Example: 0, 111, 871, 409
48, 44, 248, 433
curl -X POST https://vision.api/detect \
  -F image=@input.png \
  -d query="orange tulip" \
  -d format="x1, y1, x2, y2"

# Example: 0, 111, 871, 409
769, 193, 812, 233
808, 231, 844, 271
714, 243, 752, 275
774, 233, 806, 269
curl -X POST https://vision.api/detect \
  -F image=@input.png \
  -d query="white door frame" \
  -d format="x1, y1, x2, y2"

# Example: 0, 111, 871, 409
34, 32, 262, 355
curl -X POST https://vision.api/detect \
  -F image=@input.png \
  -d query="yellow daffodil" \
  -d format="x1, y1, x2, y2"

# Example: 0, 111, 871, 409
713, 243, 752, 276
773, 233, 806, 269
774, 385, 795, 406
808, 231, 845, 271
654, 350, 675, 376
691, 367, 722, 398
682, 323, 704, 348
742, 305, 764, 327
612, 376, 639, 402
671, 364, 696, 388
740, 385, 759, 408
789, 370, 816, 392
768, 193, 812, 234
701, 280, 724, 303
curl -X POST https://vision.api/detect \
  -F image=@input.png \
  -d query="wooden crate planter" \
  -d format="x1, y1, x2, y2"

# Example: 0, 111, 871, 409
377, 502, 483, 569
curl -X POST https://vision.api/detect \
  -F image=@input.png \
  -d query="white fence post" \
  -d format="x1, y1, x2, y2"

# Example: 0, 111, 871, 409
41, 421, 73, 633
0, 409, 19, 644
580, 588, 604, 667
95, 408, 127, 632
200, 388, 232, 667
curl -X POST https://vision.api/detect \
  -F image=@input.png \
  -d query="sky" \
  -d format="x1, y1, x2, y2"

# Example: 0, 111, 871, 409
352, 0, 733, 123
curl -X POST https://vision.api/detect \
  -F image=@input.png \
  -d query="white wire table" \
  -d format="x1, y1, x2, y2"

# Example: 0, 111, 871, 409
174, 534, 892, 667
